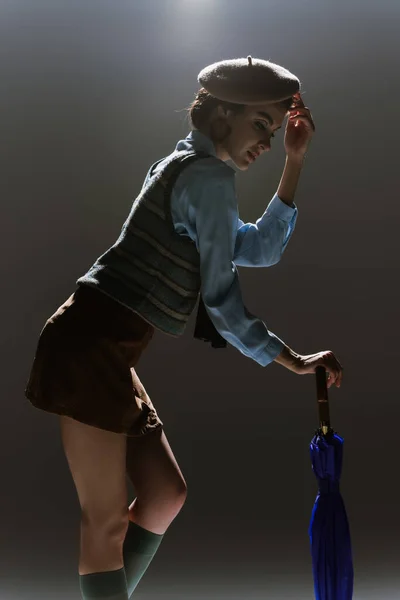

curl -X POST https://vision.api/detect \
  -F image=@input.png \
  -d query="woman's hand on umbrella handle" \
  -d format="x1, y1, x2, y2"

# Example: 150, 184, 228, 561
274, 346, 343, 388
296, 351, 343, 388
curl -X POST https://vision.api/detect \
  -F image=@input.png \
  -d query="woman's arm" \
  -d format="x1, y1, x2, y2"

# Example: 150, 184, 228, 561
233, 193, 298, 267
233, 108, 311, 266
278, 90, 316, 203
172, 158, 286, 367
277, 154, 305, 207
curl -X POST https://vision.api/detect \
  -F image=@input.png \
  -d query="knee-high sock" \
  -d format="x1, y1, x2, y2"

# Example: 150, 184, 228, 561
79, 567, 129, 600
123, 520, 164, 597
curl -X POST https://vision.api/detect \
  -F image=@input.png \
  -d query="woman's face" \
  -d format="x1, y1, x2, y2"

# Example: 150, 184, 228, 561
214, 102, 288, 170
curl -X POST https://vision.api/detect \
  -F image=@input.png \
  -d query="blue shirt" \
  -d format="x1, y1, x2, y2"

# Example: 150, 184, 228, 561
149, 130, 298, 367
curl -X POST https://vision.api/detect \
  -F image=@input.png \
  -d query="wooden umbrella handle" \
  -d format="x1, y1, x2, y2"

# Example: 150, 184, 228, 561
315, 365, 331, 434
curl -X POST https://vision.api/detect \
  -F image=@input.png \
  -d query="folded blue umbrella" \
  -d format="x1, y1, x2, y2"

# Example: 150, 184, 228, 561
309, 366, 354, 600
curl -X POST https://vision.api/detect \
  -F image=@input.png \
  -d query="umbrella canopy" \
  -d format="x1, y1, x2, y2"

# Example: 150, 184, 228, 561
309, 366, 354, 600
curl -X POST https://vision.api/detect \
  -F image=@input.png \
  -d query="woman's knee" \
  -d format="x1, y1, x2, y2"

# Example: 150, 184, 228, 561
164, 475, 188, 512
79, 519, 129, 575
81, 506, 130, 539
127, 429, 187, 499
176, 475, 188, 505
141, 473, 187, 513
129, 476, 187, 531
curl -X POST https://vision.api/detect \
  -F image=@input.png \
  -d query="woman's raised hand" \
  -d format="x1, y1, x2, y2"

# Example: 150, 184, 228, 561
284, 92, 316, 160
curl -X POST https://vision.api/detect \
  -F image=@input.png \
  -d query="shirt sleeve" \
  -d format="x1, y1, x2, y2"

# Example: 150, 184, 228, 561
171, 158, 285, 367
233, 194, 298, 267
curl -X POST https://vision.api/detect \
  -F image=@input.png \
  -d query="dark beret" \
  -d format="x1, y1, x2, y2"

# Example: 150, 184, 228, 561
197, 56, 300, 105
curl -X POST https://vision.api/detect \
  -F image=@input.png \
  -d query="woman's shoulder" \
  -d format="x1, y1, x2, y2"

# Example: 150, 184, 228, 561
179, 153, 235, 185
171, 154, 236, 209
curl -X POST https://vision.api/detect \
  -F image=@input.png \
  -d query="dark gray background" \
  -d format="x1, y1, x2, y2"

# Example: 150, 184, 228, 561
1, 0, 399, 598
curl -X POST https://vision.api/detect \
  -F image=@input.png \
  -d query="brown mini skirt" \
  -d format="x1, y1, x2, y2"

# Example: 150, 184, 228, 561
25, 285, 163, 437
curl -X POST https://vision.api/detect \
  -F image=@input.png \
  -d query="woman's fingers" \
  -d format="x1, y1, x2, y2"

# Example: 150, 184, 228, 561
289, 115, 314, 129
299, 351, 343, 388
289, 97, 315, 127
314, 350, 342, 389
292, 91, 305, 108
324, 357, 343, 388
289, 110, 316, 131
337, 367, 343, 387
290, 107, 312, 118
326, 370, 339, 389
326, 370, 335, 388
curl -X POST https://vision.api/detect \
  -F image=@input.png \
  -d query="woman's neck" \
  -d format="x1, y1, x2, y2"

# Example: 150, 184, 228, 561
195, 126, 230, 162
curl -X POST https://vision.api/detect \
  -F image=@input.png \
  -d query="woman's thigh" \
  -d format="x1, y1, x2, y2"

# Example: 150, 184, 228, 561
60, 415, 129, 532
126, 428, 187, 532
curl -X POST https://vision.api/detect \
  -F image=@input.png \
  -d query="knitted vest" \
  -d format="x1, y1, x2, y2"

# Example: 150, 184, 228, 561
76, 150, 210, 337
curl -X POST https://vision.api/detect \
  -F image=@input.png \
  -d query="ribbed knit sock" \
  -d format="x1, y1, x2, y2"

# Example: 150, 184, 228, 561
79, 567, 129, 600
122, 520, 164, 597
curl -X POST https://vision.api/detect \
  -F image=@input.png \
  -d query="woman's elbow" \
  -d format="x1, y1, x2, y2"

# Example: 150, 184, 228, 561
263, 251, 282, 267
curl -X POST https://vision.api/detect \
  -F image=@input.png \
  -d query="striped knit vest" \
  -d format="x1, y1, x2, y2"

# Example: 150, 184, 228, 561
76, 150, 210, 337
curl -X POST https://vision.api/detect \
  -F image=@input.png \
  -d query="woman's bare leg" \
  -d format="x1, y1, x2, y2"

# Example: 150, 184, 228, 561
122, 427, 187, 596
59, 415, 130, 575
125, 427, 187, 534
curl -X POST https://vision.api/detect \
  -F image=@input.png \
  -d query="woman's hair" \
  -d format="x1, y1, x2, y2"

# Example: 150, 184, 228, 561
187, 87, 295, 129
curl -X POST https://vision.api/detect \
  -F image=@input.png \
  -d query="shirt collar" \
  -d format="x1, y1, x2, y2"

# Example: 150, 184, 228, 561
175, 129, 218, 158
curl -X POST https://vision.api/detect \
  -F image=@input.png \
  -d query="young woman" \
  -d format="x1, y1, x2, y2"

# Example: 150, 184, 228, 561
25, 57, 343, 600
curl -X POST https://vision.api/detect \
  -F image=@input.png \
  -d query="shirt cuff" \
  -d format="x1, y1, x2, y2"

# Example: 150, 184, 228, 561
255, 333, 285, 367
267, 193, 298, 222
